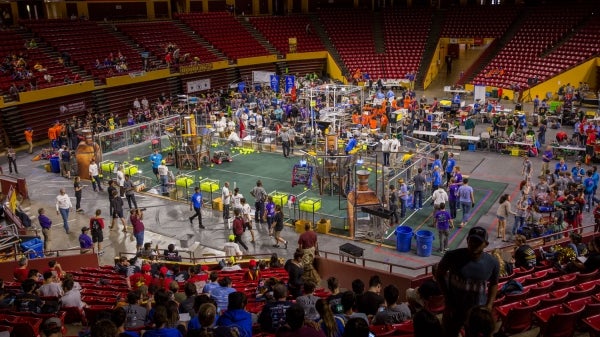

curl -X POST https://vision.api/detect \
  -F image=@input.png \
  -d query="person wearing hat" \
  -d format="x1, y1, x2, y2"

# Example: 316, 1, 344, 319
244, 259, 260, 281
78, 226, 93, 254
24, 127, 33, 154
42, 317, 63, 337
157, 159, 169, 195
223, 234, 243, 259
435, 226, 499, 337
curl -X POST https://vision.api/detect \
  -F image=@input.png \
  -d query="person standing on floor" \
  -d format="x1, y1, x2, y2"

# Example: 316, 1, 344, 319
298, 222, 320, 286
130, 208, 145, 252
448, 177, 460, 220
431, 185, 449, 226
60, 146, 71, 179
24, 127, 33, 154
272, 205, 288, 248
241, 198, 255, 243
79, 227, 93, 254
281, 126, 291, 158
232, 209, 248, 251
445, 153, 456, 186
496, 194, 515, 242
232, 187, 243, 215
116, 165, 125, 197
110, 190, 127, 233
107, 179, 117, 216
189, 186, 205, 229
89, 209, 105, 255
398, 178, 409, 218
265, 196, 276, 235
388, 185, 399, 225
222, 182, 232, 224
149, 149, 162, 181
73, 176, 84, 213
123, 174, 138, 209
38, 208, 52, 251
457, 178, 475, 228
157, 160, 169, 195
435, 203, 453, 253
250, 180, 267, 225
88, 158, 103, 192
435, 227, 499, 337
380, 134, 391, 166
6, 145, 18, 174
412, 168, 427, 210
56, 188, 72, 234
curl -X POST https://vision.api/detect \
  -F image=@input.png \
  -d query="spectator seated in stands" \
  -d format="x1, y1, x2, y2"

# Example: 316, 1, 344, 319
152, 266, 174, 291
258, 284, 293, 333
340, 291, 368, 324
564, 235, 600, 273
188, 303, 241, 337
210, 277, 236, 314
243, 260, 260, 281
187, 294, 216, 331
33, 61, 46, 72
178, 282, 197, 317
129, 263, 153, 291
115, 256, 139, 277
41, 317, 63, 337
296, 281, 321, 321
13, 256, 29, 282
38, 271, 64, 298
269, 253, 283, 268
123, 290, 147, 330
14, 279, 43, 313
163, 243, 182, 262
356, 275, 385, 316
45, 260, 64, 279
276, 303, 326, 337
60, 278, 86, 309
140, 242, 158, 259
216, 292, 253, 337
143, 305, 183, 337
371, 284, 411, 325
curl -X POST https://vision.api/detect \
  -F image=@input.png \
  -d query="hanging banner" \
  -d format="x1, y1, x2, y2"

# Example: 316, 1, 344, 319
186, 78, 211, 93
270, 74, 280, 92
285, 75, 295, 94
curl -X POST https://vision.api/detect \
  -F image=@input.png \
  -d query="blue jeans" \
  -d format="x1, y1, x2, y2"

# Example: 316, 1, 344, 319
134, 231, 144, 247
59, 208, 70, 233
513, 215, 525, 234
160, 175, 168, 194
91, 175, 103, 191
449, 199, 457, 219
585, 193, 593, 210
460, 201, 472, 223
413, 191, 423, 209
255, 200, 265, 223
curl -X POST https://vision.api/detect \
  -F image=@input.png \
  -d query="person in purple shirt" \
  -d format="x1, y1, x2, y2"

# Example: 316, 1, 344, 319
453, 166, 463, 184
541, 145, 553, 176
265, 196, 276, 235
38, 208, 52, 251
434, 203, 454, 252
448, 178, 460, 220
78, 227, 93, 253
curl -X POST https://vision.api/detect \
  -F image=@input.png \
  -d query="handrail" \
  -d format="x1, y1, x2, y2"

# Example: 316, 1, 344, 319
116, 251, 276, 265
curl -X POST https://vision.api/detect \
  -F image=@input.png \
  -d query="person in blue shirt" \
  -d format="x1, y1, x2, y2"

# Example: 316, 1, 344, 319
189, 187, 205, 229
143, 305, 183, 337
345, 136, 357, 155
554, 158, 568, 178
572, 161, 585, 184
592, 166, 600, 203
210, 277, 236, 314
216, 292, 252, 337
584, 170, 595, 211
202, 272, 219, 294
149, 149, 163, 180
432, 167, 443, 194
445, 153, 456, 186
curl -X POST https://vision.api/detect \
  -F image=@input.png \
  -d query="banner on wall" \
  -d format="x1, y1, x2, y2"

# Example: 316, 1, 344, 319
270, 74, 280, 92
285, 75, 295, 93
187, 79, 211, 93
252, 71, 275, 83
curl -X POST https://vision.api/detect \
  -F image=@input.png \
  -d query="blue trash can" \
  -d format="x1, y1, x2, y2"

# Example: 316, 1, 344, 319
21, 238, 44, 259
49, 156, 60, 173
395, 226, 413, 252
415, 230, 434, 257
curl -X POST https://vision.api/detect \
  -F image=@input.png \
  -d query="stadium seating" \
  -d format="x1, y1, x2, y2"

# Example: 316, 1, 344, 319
249, 15, 325, 54
176, 12, 270, 60
117, 21, 223, 65
440, 6, 519, 39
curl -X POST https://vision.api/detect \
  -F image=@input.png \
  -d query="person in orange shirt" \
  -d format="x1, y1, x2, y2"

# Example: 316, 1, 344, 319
352, 113, 361, 125
369, 115, 378, 130
24, 127, 33, 154
380, 114, 389, 133
403, 96, 411, 109
48, 124, 58, 149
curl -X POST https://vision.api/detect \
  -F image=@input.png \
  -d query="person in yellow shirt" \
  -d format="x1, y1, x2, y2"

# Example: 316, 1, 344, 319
24, 127, 33, 154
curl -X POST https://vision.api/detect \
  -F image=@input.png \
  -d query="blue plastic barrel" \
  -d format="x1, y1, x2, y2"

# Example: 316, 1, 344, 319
415, 230, 434, 257
395, 226, 413, 252
49, 156, 60, 173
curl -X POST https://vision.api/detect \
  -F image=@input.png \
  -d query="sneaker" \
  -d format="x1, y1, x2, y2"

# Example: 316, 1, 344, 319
98, 250, 105, 255
199, 224, 206, 229
272, 244, 280, 248
189, 217, 193, 224
284, 241, 288, 249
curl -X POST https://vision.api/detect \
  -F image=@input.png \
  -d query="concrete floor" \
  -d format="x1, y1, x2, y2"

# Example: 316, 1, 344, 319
2, 43, 596, 280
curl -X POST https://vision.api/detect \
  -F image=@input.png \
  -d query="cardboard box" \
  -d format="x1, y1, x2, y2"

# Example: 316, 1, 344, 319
213, 197, 223, 211
317, 219, 331, 234
295, 219, 311, 233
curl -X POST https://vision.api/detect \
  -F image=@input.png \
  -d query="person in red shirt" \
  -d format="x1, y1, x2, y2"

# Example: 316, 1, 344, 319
244, 259, 261, 281
298, 223, 320, 285
129, 263, 152, 291
13, 257, 29, 282
152, 266, 173, 291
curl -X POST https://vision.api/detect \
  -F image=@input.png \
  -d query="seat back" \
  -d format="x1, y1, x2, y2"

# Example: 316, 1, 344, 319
62, 306, 87, 325
424, 294, 445, 314
501, 303, 537, 334
576, 270, 598, 283
542, 306, 583, 337
83, 305, 114, 326
530, 282, 554, 296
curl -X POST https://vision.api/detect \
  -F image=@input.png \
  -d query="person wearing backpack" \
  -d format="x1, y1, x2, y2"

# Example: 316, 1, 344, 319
232, 209, 248, 251
89, 209, 105, 254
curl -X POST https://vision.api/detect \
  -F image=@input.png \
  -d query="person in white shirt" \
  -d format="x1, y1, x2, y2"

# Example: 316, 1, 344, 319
241, 197, 255, 243
380, 134, 392, 166
88, 158, 103, 192
389, 136, 400, 167
56, 188, 73, 234
222, 182, 231, 223
157, 160, 169, 195
232, 187, 243, 213
223, 234, 242, 259
38, 271, 64, 298
116, 165, 125, 197
60, 279, 86, 309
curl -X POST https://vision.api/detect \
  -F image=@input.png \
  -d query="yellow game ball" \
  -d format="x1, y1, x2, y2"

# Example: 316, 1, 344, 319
211, 164, 214, 167
304, 187, 307, 190
256, 151, 260, 154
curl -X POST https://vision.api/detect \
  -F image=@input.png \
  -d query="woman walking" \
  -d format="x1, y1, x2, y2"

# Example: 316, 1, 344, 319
496, 194, 516, 242
272, 205, 288, 248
